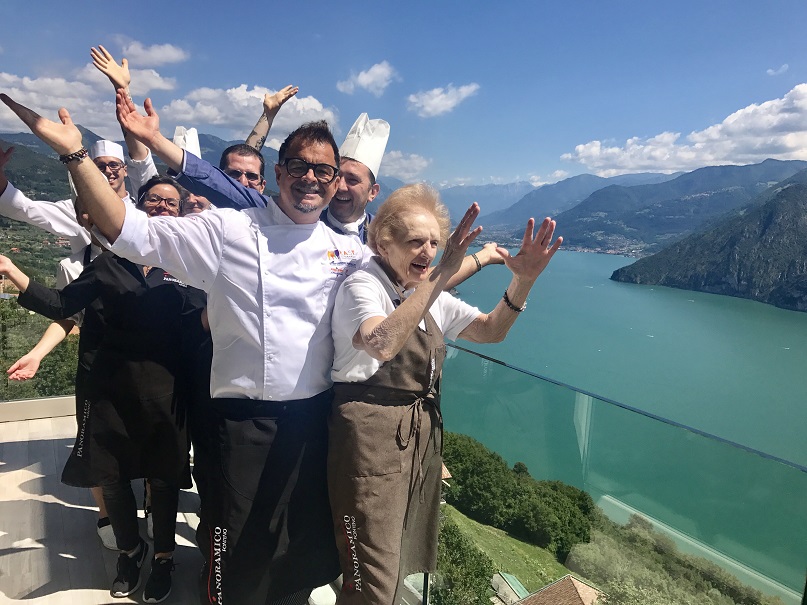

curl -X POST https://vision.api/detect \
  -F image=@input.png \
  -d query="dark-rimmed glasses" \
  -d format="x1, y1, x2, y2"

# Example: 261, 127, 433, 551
283, 158, 338, 183
95, 160, 125, 172
143, 194, 180, 210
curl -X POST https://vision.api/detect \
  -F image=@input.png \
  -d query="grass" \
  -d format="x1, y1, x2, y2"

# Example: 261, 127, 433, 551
442, 504, 571, 592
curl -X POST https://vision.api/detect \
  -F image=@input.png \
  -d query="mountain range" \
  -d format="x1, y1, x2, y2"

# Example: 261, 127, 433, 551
611, 170, 807, 311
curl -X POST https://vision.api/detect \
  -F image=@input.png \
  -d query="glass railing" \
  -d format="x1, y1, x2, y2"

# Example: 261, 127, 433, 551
435, 344, 806, 605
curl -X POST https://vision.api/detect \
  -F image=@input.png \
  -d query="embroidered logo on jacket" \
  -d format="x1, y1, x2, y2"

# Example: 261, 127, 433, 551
326, 249, 360, 276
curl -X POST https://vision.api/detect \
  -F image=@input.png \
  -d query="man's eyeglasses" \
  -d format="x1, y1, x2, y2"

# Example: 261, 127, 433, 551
95, 160, 125, 173
283, 158, 338, 184
143, 194, 180, 210
225, 169, 263, 184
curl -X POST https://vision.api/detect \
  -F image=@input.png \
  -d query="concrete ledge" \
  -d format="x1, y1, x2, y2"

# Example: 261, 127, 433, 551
0, 395, 75, 422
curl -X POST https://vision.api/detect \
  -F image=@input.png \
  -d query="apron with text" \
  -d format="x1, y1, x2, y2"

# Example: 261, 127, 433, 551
329, 310, 446, 605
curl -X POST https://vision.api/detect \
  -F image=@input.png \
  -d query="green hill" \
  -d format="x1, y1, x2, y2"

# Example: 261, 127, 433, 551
611, 182, 807, 311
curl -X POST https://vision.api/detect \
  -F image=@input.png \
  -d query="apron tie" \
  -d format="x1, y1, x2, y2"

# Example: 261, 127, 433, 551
397, 392, 440, 528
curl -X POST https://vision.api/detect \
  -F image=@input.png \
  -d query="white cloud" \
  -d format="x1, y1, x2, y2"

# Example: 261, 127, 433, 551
0, 71, 336, 144
561, 83, 807, 176
159, 85, 338, 140
380, 150, 430, 181
75, 63, 176, 96
767, 64, 789, 76
336, 61, 398, 97
407, 83, 480, 118
0, 72, 121, 139
121, 41, 189, 67
528, 170, 568, 187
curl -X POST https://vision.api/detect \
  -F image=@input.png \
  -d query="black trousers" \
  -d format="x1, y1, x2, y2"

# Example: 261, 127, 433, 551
196, 392, 340, 605
103, 477, 179, 554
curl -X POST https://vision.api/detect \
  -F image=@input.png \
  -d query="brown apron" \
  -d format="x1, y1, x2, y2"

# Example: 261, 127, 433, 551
328, 309, 446, 605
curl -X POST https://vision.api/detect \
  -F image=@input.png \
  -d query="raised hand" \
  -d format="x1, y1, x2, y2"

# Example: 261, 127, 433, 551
7, 353, 41, 381
0, 95, 82, 156
263, 85, 298, 117
116, 90, 160, 147
91, 45, 131, 90
438, 202, 483, 276
498, 217, 562, 282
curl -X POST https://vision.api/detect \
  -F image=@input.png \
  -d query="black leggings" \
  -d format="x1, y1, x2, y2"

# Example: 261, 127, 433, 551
103, 477, 179, 554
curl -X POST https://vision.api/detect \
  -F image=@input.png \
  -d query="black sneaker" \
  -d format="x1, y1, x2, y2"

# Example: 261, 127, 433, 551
143, 556, 175, 603
110, 539, 148, 598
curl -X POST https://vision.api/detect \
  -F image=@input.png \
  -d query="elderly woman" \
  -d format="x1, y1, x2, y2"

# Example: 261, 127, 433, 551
328, 183, 562, 604
0, 175, 205, 603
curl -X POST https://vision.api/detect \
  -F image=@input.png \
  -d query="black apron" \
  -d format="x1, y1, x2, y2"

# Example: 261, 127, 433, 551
19, 253, 201, 489
197, 392, 341, 605
328, 309, 446, 604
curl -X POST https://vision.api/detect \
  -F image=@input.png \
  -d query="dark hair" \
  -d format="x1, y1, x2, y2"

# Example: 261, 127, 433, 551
342, 156, 376, 186
277, 121, 340, 169
137, 175, 186, 207
219, 143, 266, 177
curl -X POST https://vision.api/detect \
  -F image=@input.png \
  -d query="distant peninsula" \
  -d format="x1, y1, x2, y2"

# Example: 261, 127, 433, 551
611, 180, 807, 312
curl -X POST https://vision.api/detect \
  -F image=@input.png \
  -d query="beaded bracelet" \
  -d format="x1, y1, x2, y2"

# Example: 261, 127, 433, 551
503, 290, 526, 313
471, 252, 482, 272
59, 148, 89, 164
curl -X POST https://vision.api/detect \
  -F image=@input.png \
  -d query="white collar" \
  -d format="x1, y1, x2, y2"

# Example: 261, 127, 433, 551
326, 208, 367, 235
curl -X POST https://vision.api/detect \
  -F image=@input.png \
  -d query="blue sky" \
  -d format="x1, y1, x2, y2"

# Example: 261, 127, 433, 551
1, 0, 807, 187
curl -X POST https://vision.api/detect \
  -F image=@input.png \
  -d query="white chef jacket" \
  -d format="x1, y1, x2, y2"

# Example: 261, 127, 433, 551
103, 198, 369, 401
331, 257, 480, 383
55, 243, 104, 326
126, 151, 158, 199
0, 182, 133, 253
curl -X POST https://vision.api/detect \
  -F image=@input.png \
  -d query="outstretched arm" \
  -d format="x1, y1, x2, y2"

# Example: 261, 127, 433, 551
245, 86, 298, 151
91, 45, 148, 162
7, 320, 73, 381
0, 254, 30, 292
355, 203, 482, 361
459, 217, 562, 343
0, 94, 126, 242
444, 242, 505, 290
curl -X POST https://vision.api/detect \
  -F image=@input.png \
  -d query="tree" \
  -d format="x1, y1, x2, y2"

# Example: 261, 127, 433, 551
432, 517, 495, 605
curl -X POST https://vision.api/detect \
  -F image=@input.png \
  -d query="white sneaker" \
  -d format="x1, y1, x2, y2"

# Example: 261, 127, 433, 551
96, 519, 119, 550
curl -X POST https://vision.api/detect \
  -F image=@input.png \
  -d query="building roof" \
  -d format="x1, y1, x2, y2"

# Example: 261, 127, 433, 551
498, 572, 530, 599
517, 575, 603, 605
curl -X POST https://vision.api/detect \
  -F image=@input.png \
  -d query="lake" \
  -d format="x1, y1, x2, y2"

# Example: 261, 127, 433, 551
450, 250, 807, 468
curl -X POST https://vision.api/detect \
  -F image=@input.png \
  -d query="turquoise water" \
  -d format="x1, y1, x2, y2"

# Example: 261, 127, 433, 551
452, 250, 807, 468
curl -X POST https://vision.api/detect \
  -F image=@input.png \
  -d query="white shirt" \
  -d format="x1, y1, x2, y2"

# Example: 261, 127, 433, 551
55, 243, 104, 327
103, 198, 368, 401
331, 257, 480, 383
0, 182, 133, 254
326, 209, 366, 237
126, 151, 159, 199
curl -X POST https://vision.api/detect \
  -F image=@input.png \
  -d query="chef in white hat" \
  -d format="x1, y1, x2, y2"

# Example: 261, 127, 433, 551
321, 113, 390, 243
88, 140, 130, 201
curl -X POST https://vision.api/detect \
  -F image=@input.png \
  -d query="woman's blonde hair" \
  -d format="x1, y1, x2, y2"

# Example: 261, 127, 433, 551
367, 183, 451, 254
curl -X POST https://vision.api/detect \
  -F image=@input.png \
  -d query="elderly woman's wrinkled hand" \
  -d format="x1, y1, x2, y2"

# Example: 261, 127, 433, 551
438, 202, 483, 276
498, 217, 562, 282
0, 95, 83, 156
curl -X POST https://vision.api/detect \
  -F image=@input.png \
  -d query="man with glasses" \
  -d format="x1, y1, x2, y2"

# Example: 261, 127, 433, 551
0, 140, 134, 253
218, 143, 266, 194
